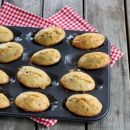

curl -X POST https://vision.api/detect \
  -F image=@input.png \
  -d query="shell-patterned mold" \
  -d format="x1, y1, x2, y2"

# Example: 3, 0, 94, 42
17, 66, 51, 89
34, 26, 66, 46
15, 91, 50, 112
66, 94, 102, 117
0, 42, 23, 63
60, 71, 95, 91
31, 48, 61, 66
0, 26, 14, 43
78, 52, 110, 69
72, 33, 105, 50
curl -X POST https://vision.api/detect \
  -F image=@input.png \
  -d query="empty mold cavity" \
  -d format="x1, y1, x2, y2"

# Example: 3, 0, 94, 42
46, 93, 58, 111
25, 32, 34, 40
47, 72, 59, 87
8, 27, 23, 42
64, 53, 84, 66
25, 30, 40, 41
93, 77, 103, 90
66, 33, 77, 43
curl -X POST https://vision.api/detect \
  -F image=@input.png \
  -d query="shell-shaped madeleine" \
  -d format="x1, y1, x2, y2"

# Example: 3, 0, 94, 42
60, 71, 95, 91
31, 48, 61, 66
34, 26, 66, 46
66, 94, 102, 117
0, 70, 9, 84
72, 33, 105, 50
17, 66, 51, 89
0, 42, 23, 63
78, 52, 110, 69
0, 26, 14, 43
15, 91, 50, 112
0, 93, 10, 109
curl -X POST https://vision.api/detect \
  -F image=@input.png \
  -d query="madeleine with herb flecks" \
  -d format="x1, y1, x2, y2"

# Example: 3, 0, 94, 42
0, 26, 14, 43
0, 93, 10, 109
31, 48, 61, 66
0, 42, 23, 63
78, 52, 110, 69
66, 94, 102, 117
15, 91, 50, 112
72, 33, 105, 50
17, 66, 51, 89
34, 26, 66, 46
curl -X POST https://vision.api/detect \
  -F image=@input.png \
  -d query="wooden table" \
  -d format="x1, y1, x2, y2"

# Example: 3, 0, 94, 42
0, 0, 130, 130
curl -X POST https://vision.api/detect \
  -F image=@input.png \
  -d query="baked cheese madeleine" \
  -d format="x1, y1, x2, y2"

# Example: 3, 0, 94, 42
17, 66, 51, 89
34, 26, 66, 46
72, 33, 105, 50
0, 70, 9, 84
0, 26, 14, 43
60, 71, 95, 91
15, 91, 50, 112
31, 48, 61, 66
78, 52, 110, 69
0, 42, 23, 63
66, 94, 102, 117
0, 93, 10, 109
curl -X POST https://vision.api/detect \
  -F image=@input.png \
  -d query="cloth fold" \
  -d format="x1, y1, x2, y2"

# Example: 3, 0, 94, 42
0, 1, 123, 127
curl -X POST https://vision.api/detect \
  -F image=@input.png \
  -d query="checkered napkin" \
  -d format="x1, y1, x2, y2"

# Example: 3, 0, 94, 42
0, 1, 123, 127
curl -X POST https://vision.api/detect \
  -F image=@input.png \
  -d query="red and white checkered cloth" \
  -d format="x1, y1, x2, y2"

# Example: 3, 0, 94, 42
0, 1, 123, 127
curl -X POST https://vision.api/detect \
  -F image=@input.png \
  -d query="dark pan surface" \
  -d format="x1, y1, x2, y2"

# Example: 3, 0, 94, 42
0, 26, 110, 122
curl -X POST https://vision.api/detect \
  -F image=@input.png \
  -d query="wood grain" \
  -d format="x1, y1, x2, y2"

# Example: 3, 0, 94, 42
0, 0, 2, 6
126, 0, 130, 59
38, 121, 85, 130
84, 0, 130, 130
43, 0, 83, 18
6, 0, 43, 16
0, 117, 35, 130
0, 0, 129, 130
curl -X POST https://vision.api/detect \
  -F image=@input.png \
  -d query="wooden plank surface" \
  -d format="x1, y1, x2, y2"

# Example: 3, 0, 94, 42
0, 0, 129, 130
84, 0, 130, 130
0, 117, 35, 130
0, 0, 1, 3
7, 0, 43, 16
38, 121, 85, 130
38, 0, 85, 130
126, 0, 130, 60
43, 0, 83, 18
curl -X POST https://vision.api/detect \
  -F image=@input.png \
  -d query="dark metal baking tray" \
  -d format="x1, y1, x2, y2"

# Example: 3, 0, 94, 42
0, 26, 110, 122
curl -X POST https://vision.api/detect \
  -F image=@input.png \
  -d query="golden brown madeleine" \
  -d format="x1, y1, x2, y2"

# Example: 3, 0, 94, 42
15, 91, 50, 112
0, 26, 14, 43
78, 52, 110, 69
0, 42, 23, 63
66, 94, 102, 117
31, 48, 61, 66
34, 26, 66, 46
17, 66, 51, 89
60, 71, 95, 91
0, 70, 9, 84
0, 93, 10, 109
72, 33, 105, 50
